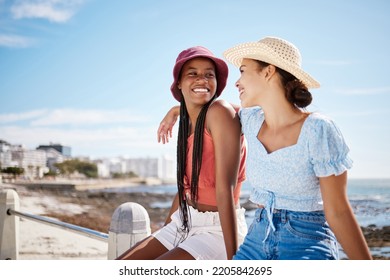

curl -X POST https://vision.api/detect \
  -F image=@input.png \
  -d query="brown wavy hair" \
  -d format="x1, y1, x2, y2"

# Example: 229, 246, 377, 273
256, 61, 313, 108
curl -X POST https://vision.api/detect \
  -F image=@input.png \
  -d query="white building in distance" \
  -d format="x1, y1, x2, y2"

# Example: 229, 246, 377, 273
96, 155, 175, 180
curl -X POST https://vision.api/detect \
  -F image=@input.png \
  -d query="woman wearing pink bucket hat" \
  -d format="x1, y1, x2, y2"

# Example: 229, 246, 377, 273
117, 46, 248, 260
158, 37, 371, 260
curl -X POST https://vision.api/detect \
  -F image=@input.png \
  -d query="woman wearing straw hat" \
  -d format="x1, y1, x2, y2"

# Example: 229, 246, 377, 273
117, 46, 247, 260
158, 37, 371, 260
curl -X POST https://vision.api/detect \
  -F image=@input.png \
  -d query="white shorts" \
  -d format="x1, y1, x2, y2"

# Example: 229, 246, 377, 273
152, 206, 247, 260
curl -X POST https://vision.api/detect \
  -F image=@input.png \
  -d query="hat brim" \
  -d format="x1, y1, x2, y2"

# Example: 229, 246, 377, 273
223, 42, 320, 89
171, 54, 228, 102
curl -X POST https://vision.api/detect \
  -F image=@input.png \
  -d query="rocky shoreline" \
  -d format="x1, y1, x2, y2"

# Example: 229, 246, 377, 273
2, 183, 389, 260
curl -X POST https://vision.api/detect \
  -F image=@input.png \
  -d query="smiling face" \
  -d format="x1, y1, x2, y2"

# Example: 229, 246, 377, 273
235, 58, 267, 108
177, 57, 217, 107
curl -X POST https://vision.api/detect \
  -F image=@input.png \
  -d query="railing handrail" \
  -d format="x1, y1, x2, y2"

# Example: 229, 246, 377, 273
7, 208, 108, 242
1, 189, 150, 259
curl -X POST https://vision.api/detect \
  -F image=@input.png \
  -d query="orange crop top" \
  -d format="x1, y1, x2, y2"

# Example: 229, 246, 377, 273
183, 129, 247, 206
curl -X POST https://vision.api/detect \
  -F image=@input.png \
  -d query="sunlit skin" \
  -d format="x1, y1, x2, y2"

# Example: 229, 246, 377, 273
176, 57, 242, 259
118, 56, 243, 260
236, 58, 309, 154
157, 58, 218, 142
178, 57, 217, 123
157, 57, 372, 260
236, 58, 269, 108
236, 58, 371, 260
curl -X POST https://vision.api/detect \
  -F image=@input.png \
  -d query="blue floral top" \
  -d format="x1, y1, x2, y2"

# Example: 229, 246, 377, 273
239, 107, 353, 231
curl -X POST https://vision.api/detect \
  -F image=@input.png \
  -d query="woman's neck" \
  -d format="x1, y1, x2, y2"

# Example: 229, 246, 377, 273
187, 106, 202, 135
262, 101, 304, 130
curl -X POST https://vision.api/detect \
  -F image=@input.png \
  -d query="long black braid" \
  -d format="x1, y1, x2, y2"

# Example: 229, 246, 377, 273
176, 94, 216, 236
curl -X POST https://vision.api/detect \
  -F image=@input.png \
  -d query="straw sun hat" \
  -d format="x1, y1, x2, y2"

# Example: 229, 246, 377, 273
223, 36, 320, 89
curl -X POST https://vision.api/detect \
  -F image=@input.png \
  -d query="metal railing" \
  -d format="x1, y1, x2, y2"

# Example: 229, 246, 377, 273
0, 188, 150, 259
7, 208, 108, 242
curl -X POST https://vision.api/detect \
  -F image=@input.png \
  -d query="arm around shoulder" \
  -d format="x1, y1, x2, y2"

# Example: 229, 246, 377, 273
158, 105, 180, 144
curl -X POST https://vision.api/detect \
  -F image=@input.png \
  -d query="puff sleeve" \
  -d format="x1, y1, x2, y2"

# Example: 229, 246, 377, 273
239, 106, 263, 136
309, 115, 353, 177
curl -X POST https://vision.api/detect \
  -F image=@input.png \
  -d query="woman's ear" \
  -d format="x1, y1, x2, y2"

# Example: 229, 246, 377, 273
265, 65, 276, 80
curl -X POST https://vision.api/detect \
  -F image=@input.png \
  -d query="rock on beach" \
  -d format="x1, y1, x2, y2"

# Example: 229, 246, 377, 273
1, 181, 389, 260
1, 181, 174, 260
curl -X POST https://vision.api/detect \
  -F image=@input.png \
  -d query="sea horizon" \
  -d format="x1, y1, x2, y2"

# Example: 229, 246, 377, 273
96, 177, 390, 228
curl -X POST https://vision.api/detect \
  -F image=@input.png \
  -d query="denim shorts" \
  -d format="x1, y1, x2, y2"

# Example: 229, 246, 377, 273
233, 208, 339, 260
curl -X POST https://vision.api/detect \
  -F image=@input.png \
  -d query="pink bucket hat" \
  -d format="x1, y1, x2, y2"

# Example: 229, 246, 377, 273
170, 46, 229, 102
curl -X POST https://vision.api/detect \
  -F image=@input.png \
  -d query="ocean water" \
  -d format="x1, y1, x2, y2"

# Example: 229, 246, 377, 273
101, 178, 390, 259
101, 178, 390, 228
345, 178, 390, 227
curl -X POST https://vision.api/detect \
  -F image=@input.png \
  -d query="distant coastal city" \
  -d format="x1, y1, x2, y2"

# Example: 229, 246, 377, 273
0, 139, 176, 182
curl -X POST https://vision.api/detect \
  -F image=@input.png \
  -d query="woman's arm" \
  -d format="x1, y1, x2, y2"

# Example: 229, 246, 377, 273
164, 192, 179, 226
157, 104, 241, 144
207, 100, 242, 259
230, 103, 241, 113
320, 172, 372, 259
157, 105, 180, 144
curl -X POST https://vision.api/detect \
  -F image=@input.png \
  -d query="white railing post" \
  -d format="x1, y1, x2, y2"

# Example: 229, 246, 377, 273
107, 202, 151, 259
0, 189, 20, 260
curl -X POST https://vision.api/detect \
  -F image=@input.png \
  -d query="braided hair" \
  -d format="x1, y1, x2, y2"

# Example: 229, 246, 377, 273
176, 93, 216, 236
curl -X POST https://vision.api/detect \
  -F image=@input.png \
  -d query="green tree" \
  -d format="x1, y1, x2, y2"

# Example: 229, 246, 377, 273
55, 159, 98, 178
112, 171, 138, 179
2, 166, 24, 179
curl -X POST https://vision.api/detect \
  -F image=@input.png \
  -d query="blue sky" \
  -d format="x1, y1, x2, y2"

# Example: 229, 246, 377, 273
1, 0, 389, 179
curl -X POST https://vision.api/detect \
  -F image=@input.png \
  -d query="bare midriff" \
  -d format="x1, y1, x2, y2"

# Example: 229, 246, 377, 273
186, 199, 240, 212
